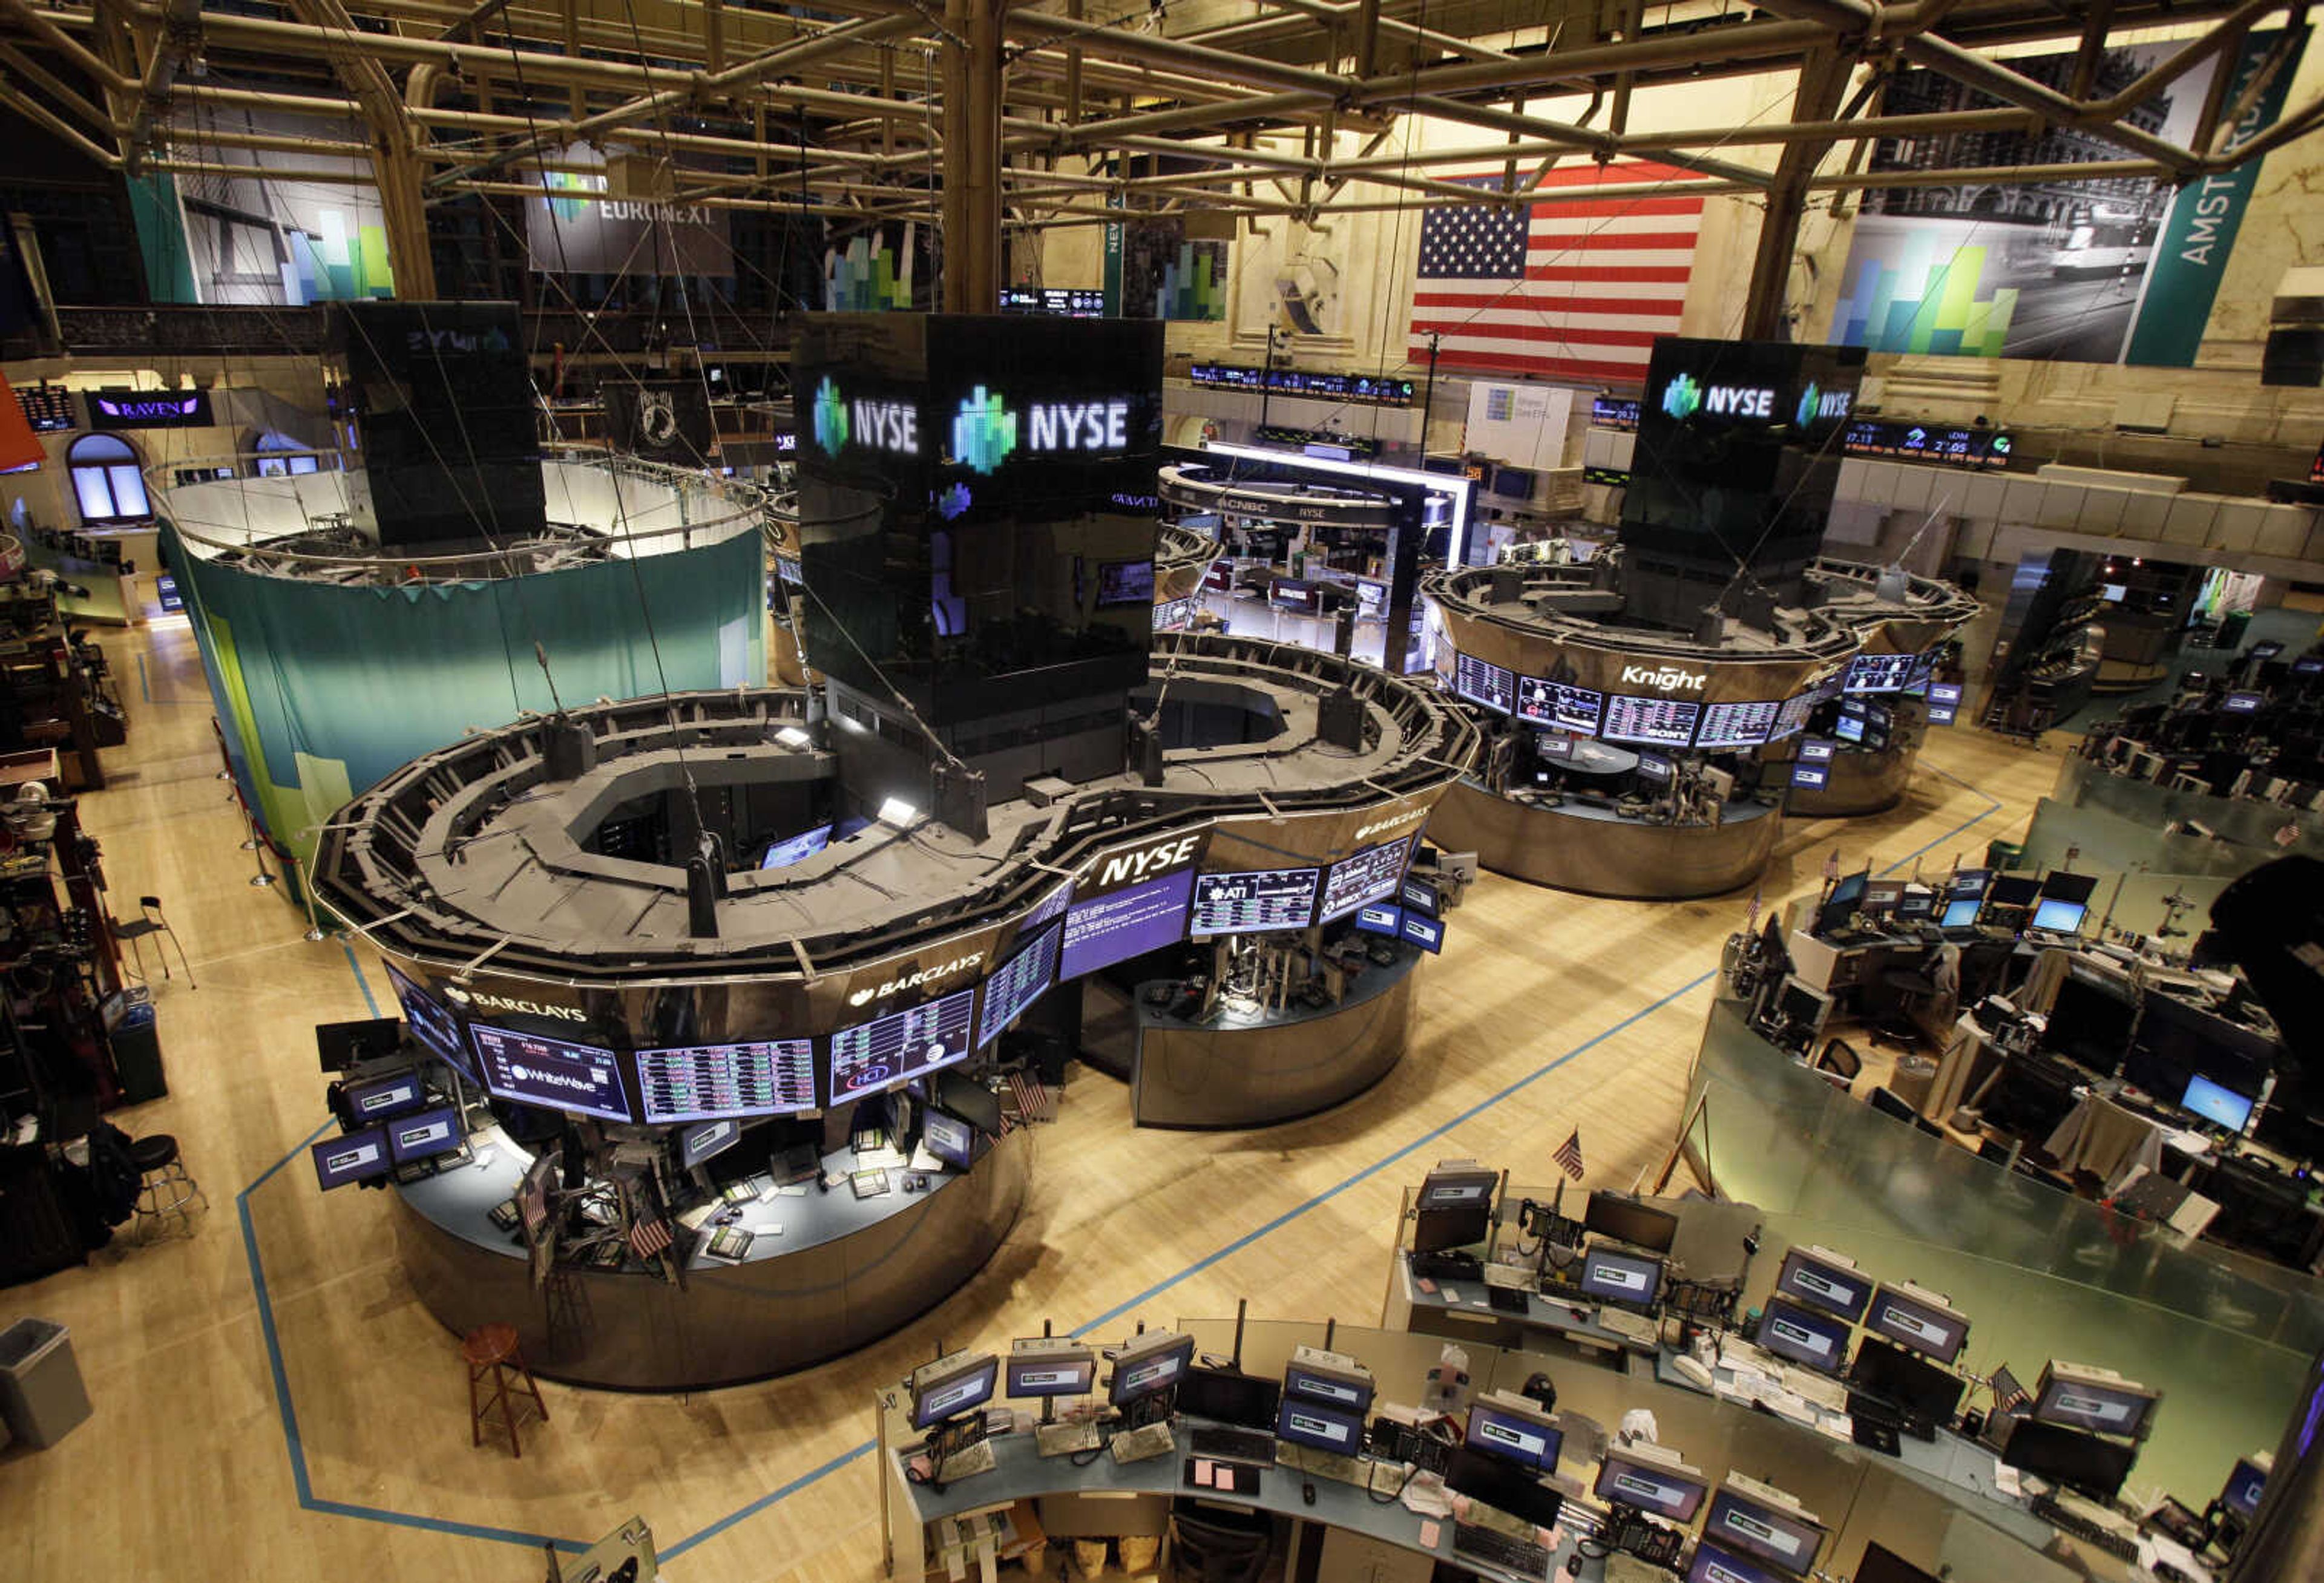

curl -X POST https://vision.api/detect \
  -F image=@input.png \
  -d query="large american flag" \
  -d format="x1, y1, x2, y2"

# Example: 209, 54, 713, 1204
1408, 161, 1707, 384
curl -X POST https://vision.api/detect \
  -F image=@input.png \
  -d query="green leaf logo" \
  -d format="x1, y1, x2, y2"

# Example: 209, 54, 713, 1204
1661, 372, 1702, 420
812, 376, 849, 456
950, 385, 1019, 476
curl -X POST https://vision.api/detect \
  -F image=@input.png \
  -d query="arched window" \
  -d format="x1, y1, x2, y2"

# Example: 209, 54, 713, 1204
67, 433, 149, 523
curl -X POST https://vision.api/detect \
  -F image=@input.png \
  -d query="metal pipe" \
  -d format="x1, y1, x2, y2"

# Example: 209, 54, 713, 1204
3, 80, 122, 164
1, 0, 135, 90
0, 41, 116, 134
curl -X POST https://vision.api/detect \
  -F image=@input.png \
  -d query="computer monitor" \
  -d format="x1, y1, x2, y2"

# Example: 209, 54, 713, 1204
1849, 1336, 1965, 1426
1798, 738, 1837, 764
677, 1118, 744, 1171
1636, 753, 1673, 785
1593, 1446, 1709, 1522
1463, 1391, 1562, 1473
344, 1069, 427, 1123
1446, 1444, 1564, 1529
1578, 1244, 1664, 1309
1862, 880, 1903, 914
2222, 1454, 2270, 1520
1939, 897, 1982, 929
1833, 712, 1866, 744
386, 1104, 464, 1165
910, 1350, 999, 1430
382, 963, 469, 1073
1420, 1161, 1497, 1211
2032, 1362, 2161, 1441
1774, 1245, 1873, 1323
922, 1107, 978, 1169
1790, 762, 1830, 792
2041, 871, 2098, 906
2044, 974, 2138, 1070
1863, 1283, 1970, 1365
1689, 1541, 1788, 1583
1583, 1192, 1679, 1253
1895, 888, 1935, 921
1758, 1297, 1853, 1377
1275, 1393, 1367, 1456
2182, 1073, 2257, 1132
1414, 1201, 1492, 1255
1109, 1329, 1194, 1406
933, 1070, 1005, 1135
2224, 690, 2265, 714
1177, 1365, 1278, 1429
1284, 1346, 1375, 1415
1949, 867, 1992, 898
2000, 1418, 2137, 1499
1853, 1542, 1942, 1583
1353, 901, 1403, 938
1988, 874, 2041, 909
317, 1017, 405, 1075
1702, 1478, 1827, 1578
1006, 1341, 1096, 1401
1818, 870, 1868, 932
1399, 911, 1446, 954
2250, 641, 2285, 661
1774, 977, 1833, 1041
310, 1127, 391, 1190
2030, 898, 2090, 934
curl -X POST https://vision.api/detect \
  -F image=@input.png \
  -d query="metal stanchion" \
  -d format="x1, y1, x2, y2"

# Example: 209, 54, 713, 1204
240, 800, 277, 888
292, 854, 326, 942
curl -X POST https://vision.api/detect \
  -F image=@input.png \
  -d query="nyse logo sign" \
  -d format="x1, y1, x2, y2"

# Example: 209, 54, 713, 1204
1620, 664, 1707, 693
1794, 382, 1853, 426
1660, 373, 1776, 421
812, 376, 918, 460
951, 387, 1132, 475
1088, 832, 1202, 893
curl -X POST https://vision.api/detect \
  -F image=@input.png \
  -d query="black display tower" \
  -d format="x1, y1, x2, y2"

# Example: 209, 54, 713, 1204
1618, 336, 1867, 631
792, 313, 1166, 821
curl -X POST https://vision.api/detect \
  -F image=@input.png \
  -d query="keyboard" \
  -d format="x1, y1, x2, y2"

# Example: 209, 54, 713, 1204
2029, 1492, 2140, 1563
1785, 1369, 1848, 1415
1110, 1421, 1177, 1465
1483, 1263, 1537, 1290
1279, 1444, 1367, 1486
1489, 1286, 1531, 1315
936, 1439, 997, 1480
1414, 1251, 1485, 1282
1187, 1426, 1278, 1464
1452, 1519, 1551, 1579
1595, 1307, 1659, 1346
1036, 1420, 1101, 1457
1850, 1416, 1900, 1455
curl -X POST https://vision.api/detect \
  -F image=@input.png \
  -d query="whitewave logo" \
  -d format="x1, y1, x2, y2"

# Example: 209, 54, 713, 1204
441, 983, 588, 1023
1620, 664, 1707, 693
849, 952, 984, 1008
1355, 805, 1427, 841
508, 1063, 597, 1096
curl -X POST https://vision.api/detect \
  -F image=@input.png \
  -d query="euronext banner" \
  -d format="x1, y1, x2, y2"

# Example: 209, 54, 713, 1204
525, 145, 734, 277
2125, 27, 2309, 366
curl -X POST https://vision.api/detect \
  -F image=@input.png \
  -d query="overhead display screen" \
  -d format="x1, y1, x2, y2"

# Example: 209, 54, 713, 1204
1060, 868, 1194, 979
634, 1039, 816, 1124
384, 962, 471, 1077
1454, 653, 1515, 714
1845, 652, 1916, 693
830, 987, 976, 1100
470, 1023, 633, 1122
1320, 837, 1413, 922
1517, 676, 1604, 734
1601, 695, 1701, 747
1024, 880, 1074, 932
1695, 700, 1781, 750
978, 919, 1063, 1048
1190, 867, 1321, 935
1769, 692, 1816, 741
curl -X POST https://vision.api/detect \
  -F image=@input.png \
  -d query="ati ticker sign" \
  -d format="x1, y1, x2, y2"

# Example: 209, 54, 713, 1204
813, 376, 1131, 474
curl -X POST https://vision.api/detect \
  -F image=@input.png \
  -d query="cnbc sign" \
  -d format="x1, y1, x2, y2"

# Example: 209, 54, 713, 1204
810, 377, 1131, 475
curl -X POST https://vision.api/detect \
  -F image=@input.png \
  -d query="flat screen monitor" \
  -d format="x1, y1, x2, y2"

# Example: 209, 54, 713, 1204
1636, 753, 1673, 784
386, 1104, 463, 1164
977, 919, 1062, 1048
1445, 1444, 1564, 1529
1421, 1162, 1497, 1209
1928, 682, 1964, 707
2129, 991, 2277, 1100
1759, 1297, 1851, 1375
1464, 1397, 1561, 1472
1276, 1394, 1366, 1457
1790, 762, 1830, 791
1584, 1193, 1679, 1252
1853, 1542, 1942, 1583
383, 964, 470, 1075
1402, 877, 1440, 916
1939, 897, 1982, 929
1400, 911, 1445, 954
1949, 867, 1992, 897
317, 1016, 405, 1075
1833, 712, 1866, 744
2032, 1363, 2160, 1440
1518, 677, 1604, 734
2000, 1419, 2137, 1499
1696, 700, 1781, 750
1353, 902, 1403, 939
1988, 874, 2041, 909
910, 1351, 999, 1430
759, 824, 832, 869
2224, 690, 2265, 714
1109, 1330, 1194, 1405
2030, 897, 2087, 934
1320, 837, 1414, 922
1864, 1283, 1970, 1365
2250, 641, 2285, 661
1602, 694, 1701, 747
1537, 733, 1576, 763
1594, 1448, 1709, 1522
1896, 889, 1935, 920
1822, 871, 1868, 929
1926, 701, 1958, 725
1285, 1354, 1374, 1415
1190, 867, 1321, 936
1702, 1483, 1827, 1578
922, 1107, 977, 1169
1862, 880, 1902, 913
2297, 657, 2324, 678
2041, 871, 2098, 906
1455, 653, 1517, 714
1797, 738, 1836, 764
1845, 652, 1915, 693
344, 1069, 427, 1123
1006, 1343, 1096, 1401
1059, 865, 1195, 979
634, 1039, 816, 1123
1849, 1336, 1965, 1426
827, 986, 976, 1101
311, 1127, 390, 1190
2182, 1072, 2256, 1132
1578, 1244, 1664, 1309
1414, 1201, 1492, 1255
677, 1118, 744, 1170
470, 1022, 632, 1122
932, 1070, 1003, 1134
1775, 1245, 1873, 1323
2223, 1455, 2269, 1519
1096, 559, 1155, 606
1177, 1365, 1278, 1429
1689, 1541, 1788, 1583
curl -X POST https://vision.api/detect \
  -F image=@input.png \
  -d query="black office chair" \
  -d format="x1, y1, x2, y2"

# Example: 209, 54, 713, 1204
113, 896, 195, 988
1169, 1509, 1270, 1583
1814, 1039, 1862, 1086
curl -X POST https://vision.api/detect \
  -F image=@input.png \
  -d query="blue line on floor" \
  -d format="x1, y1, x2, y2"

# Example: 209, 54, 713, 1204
137, 652, 150, 704
342, 943, 381, 1016
658, 1443, 878, 1561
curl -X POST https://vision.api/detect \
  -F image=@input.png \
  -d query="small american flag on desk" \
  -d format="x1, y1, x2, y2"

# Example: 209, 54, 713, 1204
628, 1214, 674, 1261
1553, 1129, 1585, 1181
1408, 162, 1707, 384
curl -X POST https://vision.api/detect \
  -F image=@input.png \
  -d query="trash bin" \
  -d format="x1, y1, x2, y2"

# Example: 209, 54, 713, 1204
1984, 839, 2026, 871
110, 1002, 167, 1104
0, 1318, 92, 1447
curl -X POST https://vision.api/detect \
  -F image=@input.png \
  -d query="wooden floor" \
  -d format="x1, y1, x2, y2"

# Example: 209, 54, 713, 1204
1, 618, 2069, 1583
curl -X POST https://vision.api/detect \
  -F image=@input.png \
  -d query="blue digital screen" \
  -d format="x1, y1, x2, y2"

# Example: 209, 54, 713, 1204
1689, 1541, 1786, 1583
384, 962, 471, 1079
1455, 654, 1515, 713
635, 1039, 815, 1123
1353, 902, 1402, 938
1798, 738, 1836, 762
923, 1108, 976, 1168
1320, 837, 1413, 922
346, 1071, 425, 1121
2182, 1073, 2255, 1131
1060, 868, 1193, 979
1791, 763, 1830, 790
2224, 691, 2264, 713
1465, 1404, 1561, 1472
979, 919, 1062, 1048
1400, 912, 1445, 953
2030, 897, 2086, 934
1190, 867, 1320, 935
760, 824, 832, 869
1940, 897, 1981, 929
387, 1104, 463, 1164
312, 1127, 390, 1190
2225, 1457, 2268, 1519
829, 987, 976, 1101
1276, 1395, 1364, 1454
1758, 1297, 1851, 1374
1517, 676, 1603, 733
470, 1022, 633, 1122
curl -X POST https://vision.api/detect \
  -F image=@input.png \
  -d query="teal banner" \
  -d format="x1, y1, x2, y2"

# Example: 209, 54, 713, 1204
2125, 27, 2310, 366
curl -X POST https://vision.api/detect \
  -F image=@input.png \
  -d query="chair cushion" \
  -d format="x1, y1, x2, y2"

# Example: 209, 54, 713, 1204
130, 1135, 179, 1172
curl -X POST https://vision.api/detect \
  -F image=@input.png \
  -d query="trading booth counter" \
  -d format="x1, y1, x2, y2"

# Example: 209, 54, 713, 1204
1128, 942, 1422, 1128
395, 1129, 1030, 1391
1429, 779, 1782, 899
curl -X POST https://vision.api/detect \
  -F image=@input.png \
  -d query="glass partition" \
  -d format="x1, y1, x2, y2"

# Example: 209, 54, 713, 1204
1690, 997, 2322, 1499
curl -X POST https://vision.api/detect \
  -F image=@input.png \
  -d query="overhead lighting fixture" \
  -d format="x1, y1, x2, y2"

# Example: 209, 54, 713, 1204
775, 725, 811, 749
876, 796, 919, 827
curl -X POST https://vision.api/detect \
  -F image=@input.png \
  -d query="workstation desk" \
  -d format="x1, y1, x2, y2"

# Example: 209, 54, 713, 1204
1427, 778, 1784, 900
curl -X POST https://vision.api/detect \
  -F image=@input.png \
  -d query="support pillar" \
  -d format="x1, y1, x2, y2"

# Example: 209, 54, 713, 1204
940, 0, 1005, 313
1738, 48, 1853, 341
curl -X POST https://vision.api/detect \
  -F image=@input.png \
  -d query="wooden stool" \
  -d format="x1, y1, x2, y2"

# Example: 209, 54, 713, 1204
462, 1323, 548, 1457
